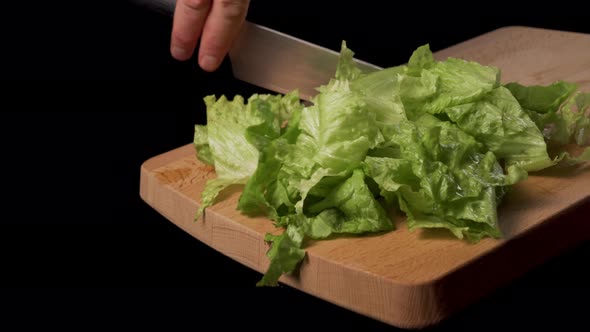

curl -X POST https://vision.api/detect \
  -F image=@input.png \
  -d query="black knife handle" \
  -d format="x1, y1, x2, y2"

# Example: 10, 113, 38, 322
131, 0, 175, 16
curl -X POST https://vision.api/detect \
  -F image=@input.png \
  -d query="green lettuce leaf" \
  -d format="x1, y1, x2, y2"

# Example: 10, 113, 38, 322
506, 82, 590, 147
282, 68, 384, 215
351, 66, 408, 128
193, 41, 589, 287
364, 114, 511, 241
505, 81, 577, 114
196, 93, 303, 217
237, 109, 304, 219
237, 139, 287, 219
444, 87, 554, 172
194, 124, 213, 165
400, 45, 500, 118
335, 41, 363, 81
256, 169, 393, 286
407, 44, 435, 74
304, 169, 393, 237
256, 224, 306, 287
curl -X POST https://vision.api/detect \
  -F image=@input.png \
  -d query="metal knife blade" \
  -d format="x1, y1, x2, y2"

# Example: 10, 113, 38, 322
135, 0, 382, 100
230, 22, 381, 100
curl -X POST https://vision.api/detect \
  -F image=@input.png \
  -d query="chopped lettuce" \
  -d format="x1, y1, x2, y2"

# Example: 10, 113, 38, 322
195, 92, 303, 217
365, 114, 510, 242
194, 42, 589, 286
444, 87, 555, 171
506, 82, 590, 146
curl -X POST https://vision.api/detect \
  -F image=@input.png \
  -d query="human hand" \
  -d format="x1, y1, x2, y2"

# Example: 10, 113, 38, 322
170, 0, 250, 72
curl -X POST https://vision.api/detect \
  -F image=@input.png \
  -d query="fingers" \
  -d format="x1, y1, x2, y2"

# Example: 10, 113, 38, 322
198, 0, 250, 72
170, 0, 212, 61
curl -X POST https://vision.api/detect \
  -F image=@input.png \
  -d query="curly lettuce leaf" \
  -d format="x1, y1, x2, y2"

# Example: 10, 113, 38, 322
506, 82, 590, 147
194, 124, 213, 165
505, 81, 577, 114
400, 45, 500, 118
256, 224, 306, 287
364, 115, 511, 241
256, 169, 393, 286
444, 87, 554, 172
196, 93, 303, 217
282, 69, 384, 215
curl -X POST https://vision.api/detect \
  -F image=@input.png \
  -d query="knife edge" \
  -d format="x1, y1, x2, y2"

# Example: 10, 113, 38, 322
230, 21, 382, 101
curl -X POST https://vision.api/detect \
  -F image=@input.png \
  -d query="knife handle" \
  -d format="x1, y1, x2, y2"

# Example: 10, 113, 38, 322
131, 0, 175, 16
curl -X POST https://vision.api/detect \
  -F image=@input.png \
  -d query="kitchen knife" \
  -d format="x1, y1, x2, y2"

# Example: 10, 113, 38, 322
133, 0, 382, 100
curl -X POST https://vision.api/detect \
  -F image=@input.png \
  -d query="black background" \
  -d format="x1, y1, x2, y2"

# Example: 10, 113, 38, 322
1, 0, 589, 330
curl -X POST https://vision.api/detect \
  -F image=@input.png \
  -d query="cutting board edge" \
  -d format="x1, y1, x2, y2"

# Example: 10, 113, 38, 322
433, 25, 584, 59
139, 144, 590, 329
426, 194, 590, 326
138, 146, 457, 328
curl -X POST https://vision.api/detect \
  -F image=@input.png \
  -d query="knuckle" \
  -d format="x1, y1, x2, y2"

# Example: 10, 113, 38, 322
217, 0, 249, 19
172, 31, 196, 47
200, 36, 225, 54
183, 0, 211, 12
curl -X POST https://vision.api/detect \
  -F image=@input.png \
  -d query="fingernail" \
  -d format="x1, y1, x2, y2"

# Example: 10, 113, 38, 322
171, 47, 190, 61
200, 56, 218, 71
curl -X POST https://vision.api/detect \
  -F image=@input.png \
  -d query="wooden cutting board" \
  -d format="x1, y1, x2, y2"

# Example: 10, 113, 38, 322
140, 27, 590, 329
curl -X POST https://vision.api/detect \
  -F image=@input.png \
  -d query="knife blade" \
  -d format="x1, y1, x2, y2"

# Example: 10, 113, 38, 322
229, 22, 382, 101
134, 0, 382, 100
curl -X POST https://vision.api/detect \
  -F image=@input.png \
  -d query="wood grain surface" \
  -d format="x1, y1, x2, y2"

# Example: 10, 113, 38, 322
140, 27, 590, 328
